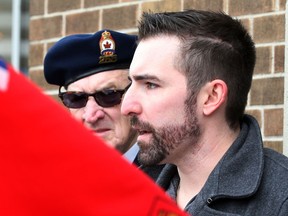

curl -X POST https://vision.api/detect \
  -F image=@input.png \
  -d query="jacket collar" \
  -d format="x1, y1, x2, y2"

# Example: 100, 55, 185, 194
201, 114, 264, 199
156, 115, 264, 200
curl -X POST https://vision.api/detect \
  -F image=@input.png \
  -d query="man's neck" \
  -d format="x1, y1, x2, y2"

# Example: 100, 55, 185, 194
175, 125, 240, 209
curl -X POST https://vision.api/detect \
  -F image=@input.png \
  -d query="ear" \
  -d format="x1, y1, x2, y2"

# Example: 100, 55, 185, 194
202, 79, 228, 116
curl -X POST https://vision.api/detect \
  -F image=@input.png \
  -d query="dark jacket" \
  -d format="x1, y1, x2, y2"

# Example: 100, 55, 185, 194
145, 115, 288, 215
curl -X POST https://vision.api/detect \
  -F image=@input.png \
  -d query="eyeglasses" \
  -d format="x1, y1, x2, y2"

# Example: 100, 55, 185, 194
58, 84, 130, 108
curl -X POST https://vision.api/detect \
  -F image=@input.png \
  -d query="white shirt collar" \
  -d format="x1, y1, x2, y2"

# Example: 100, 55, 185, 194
123, 143, 139, 163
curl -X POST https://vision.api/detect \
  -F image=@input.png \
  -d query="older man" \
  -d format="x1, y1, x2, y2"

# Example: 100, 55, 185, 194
44, 30, 139, 163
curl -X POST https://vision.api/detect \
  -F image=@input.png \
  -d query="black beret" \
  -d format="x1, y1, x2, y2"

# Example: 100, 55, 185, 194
44, 30, 138, 86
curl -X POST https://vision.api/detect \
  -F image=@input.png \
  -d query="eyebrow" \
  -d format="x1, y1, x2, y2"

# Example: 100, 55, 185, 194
129, 74, 161, 82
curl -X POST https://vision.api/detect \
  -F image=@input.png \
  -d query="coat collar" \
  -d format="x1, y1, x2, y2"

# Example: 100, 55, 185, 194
157, 115, 264, 200
201, 114, 264, 199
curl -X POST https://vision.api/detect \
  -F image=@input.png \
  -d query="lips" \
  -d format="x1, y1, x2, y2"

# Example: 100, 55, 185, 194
95, 128, 110, 133
130, 116, 154, 136
89, 128, 111, 136
138, 129, 149, 135
134, 127, 152, 141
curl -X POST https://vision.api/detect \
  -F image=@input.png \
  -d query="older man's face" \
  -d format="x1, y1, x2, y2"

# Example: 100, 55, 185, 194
67, 69, 136, 154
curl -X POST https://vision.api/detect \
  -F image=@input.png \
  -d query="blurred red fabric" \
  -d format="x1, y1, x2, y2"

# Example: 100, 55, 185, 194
0, 59, 187, 216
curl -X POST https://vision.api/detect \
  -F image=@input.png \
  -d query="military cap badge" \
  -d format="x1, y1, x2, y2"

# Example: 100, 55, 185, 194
99, 31, 118, 64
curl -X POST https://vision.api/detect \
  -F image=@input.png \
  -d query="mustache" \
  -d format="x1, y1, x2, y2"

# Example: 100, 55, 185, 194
130, 116, 154, 132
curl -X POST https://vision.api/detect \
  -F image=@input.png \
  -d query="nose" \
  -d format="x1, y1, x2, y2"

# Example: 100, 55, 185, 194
121, 85, 142, 116
82, 96, 105, 123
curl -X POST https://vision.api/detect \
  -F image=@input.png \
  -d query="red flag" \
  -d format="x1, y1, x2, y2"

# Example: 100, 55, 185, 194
0, 59, 187, 216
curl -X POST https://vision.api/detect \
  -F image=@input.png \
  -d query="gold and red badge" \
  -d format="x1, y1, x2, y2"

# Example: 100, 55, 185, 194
99, 30, 118, 64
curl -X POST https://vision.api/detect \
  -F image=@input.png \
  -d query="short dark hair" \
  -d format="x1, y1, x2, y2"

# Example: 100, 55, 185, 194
138, 10, 256, 130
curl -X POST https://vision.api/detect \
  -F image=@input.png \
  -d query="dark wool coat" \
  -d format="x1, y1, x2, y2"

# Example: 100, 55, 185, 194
144, 115, 288, 216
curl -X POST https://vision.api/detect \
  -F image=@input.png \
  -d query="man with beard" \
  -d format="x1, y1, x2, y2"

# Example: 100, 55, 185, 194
121, 10, 288, 215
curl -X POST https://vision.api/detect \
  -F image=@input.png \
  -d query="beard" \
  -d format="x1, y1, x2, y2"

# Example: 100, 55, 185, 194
131, 92, 200, 166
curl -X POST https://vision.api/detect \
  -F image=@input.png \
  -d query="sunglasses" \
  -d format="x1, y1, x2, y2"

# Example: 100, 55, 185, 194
58, 84, 130, 108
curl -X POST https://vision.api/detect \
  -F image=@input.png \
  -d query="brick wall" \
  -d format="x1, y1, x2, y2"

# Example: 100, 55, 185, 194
29, 0, 287, 154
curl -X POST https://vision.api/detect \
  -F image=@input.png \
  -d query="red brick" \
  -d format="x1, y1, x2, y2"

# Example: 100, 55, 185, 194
30, 0, 45, 16
250, 77, 284, 105
254, 46, 272, 75
274, 45, 284, 73
48, 0, 81, 13
85, 0, 118, 7
142, 0, 182, 13
29, 43, 44, 67
264, 109, 283, 136
279, 0, 286, 10
102, 5, 137, 30
183, 0, 224, 11
66, 11, 100, 35
229, 0, 273, 16
30, 16, 63, 41
253, 15, 285, 43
